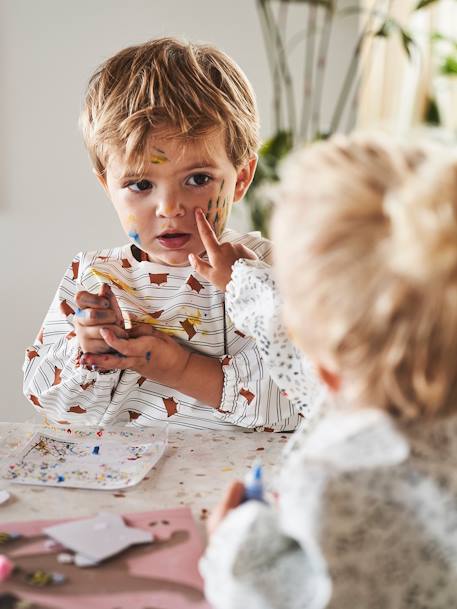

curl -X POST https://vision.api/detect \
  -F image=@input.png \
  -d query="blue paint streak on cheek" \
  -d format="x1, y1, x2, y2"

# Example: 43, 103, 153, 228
128, 230, 141, 245
145, 351, 152, 362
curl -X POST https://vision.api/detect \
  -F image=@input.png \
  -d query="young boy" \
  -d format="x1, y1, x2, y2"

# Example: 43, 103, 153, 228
23, 37, 300, 431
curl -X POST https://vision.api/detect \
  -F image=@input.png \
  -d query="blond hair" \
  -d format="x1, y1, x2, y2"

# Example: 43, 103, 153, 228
271, 133, 457, 419
80, 37, 259, 174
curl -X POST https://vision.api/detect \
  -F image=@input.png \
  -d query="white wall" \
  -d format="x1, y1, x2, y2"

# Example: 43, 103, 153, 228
0, 0, 358, 421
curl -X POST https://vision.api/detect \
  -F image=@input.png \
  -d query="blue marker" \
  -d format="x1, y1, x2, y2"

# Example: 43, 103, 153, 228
243, 461, 265, 503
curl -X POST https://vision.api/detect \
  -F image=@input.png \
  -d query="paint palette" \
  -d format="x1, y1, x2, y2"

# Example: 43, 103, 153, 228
0, 423, 167, 490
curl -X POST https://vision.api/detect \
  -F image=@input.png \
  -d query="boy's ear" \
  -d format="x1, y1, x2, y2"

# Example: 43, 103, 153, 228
233, 155, 258, 203
317, 365, 341, 393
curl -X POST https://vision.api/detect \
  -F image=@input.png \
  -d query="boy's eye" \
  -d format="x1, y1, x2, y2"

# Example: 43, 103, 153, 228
128, 179, 152, 192
187, 174, 212, 187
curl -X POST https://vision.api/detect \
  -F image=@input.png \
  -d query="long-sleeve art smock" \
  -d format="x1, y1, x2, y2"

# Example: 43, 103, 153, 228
200, 405, 457, 608
23, 230, 300, 431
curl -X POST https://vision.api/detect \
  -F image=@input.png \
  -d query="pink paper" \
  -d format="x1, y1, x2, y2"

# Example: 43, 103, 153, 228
0, 508, 212, 609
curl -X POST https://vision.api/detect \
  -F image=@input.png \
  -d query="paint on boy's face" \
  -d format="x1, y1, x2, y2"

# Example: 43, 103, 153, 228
127, 214, 141, 245
104, 130, 246, 266
128, 229, 141, 245
150, 148, 168, 165
205, 180, 230, 236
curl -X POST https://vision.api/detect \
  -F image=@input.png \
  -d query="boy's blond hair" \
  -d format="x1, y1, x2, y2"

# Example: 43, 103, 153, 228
272, 133, 457, 419
80, 37, 259, 174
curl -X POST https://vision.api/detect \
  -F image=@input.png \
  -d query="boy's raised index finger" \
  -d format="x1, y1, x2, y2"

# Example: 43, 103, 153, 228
195, 208, 220, 254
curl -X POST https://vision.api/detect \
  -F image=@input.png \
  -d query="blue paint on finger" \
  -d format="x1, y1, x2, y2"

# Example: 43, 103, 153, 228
146, 351, 152, 362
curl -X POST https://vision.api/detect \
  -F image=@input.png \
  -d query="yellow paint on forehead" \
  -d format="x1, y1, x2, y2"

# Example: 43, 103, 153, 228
150, 154, 168, 164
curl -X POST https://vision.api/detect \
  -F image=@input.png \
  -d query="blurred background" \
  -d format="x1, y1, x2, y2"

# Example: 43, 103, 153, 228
1, 0, 455, 420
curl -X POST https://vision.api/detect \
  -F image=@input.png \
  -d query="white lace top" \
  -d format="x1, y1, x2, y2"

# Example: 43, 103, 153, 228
200, 404, 457, 608
226, 259, 322, 422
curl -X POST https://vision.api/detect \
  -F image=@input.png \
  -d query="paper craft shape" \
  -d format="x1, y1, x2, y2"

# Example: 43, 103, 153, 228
0, 508, 211, 609
1, 424, 167, 490
43, 513, 153, 563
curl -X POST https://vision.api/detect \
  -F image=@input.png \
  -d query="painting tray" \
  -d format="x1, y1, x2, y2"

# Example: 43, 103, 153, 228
0, 421, 167, 490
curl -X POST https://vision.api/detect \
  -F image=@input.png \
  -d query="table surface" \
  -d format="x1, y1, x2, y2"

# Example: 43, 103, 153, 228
0, 423, 289, 534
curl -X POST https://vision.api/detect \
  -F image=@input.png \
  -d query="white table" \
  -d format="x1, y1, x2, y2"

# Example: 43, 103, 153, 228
0, 424, 289, 534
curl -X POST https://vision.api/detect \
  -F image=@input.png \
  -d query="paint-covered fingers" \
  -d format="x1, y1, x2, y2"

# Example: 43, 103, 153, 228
99, 283, 125, 328
79, 351, 131, 372
75, 290, 111, 311
76, 324, 127, 354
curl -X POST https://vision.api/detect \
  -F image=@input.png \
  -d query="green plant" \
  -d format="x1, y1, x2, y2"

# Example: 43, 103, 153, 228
245, 0, 428, 234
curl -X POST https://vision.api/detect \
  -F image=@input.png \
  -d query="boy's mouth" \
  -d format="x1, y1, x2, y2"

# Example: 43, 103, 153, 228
157, 232, 191, 249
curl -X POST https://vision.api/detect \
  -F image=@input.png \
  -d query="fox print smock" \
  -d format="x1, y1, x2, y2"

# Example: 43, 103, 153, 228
23, 229, 300, 431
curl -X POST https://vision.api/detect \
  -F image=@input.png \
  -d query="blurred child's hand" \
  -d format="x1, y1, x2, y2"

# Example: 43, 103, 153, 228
73, 284, 127, 354
189, 208, 257, 291
207, 481, 245, 538
79, 326, 191, 388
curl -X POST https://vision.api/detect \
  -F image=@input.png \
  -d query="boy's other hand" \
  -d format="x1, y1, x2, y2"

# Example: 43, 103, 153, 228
80, 326, 191, 388
189, 208, 257, 291
207, 481, 245, 538
73, 284, 127, 354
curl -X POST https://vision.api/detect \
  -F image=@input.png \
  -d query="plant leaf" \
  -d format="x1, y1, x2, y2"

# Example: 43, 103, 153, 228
415, 0, 440, 10
440, 55, 457, 76
375, 19, 394, 38
400, 29, 416, 59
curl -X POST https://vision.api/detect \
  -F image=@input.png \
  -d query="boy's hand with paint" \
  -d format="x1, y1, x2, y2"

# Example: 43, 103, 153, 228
79, 322, 223, 407
189, 208, 257, 292
72, 284, 128, 354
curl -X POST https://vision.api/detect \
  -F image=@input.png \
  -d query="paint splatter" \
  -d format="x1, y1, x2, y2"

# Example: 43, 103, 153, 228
150, 148, 168, 164
128, 229, 141, 245
88, 268, 137, 296
92, 446, 100, 455
26, 348, 40, 361
145, 351, 152, 362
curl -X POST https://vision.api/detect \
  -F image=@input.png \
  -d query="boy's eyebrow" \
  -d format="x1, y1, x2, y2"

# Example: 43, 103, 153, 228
116, 161, 219, 181
179, 161, 219, 172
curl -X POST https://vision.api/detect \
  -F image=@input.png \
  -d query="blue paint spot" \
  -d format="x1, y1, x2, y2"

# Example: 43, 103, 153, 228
92, 445, 100, 455
128, 230, 141, 245
146, 351, 152, 362
57, 475, 65, 483
75, 307, 85, 318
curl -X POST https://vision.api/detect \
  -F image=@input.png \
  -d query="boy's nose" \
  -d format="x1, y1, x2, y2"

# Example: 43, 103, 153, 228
155, 197, 185, 218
